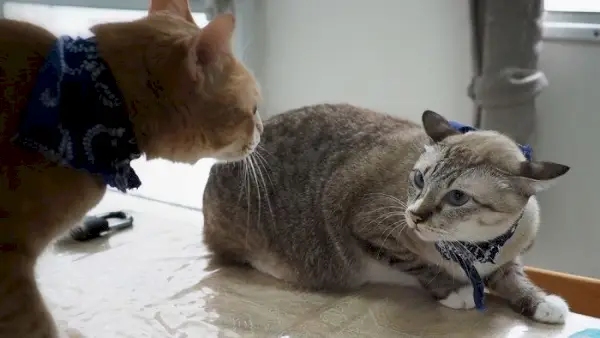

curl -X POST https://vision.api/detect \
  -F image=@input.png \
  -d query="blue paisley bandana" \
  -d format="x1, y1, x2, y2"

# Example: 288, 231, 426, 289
12, 36, 142, 192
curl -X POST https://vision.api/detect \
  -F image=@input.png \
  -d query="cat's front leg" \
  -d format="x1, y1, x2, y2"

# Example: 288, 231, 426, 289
485, 258, 569, 324
412, 265, 474, 309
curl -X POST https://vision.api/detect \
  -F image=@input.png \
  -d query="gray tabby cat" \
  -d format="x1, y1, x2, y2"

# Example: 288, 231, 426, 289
203, 103, 570, 324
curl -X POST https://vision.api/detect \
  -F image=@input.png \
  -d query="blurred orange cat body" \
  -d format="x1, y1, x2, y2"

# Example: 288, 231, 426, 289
0, 0, 261, 336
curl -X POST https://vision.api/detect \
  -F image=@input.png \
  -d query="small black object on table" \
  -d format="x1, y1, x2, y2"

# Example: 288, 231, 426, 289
69, 211, 134, 242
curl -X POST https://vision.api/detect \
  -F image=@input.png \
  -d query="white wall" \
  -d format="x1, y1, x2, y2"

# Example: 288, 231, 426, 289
524, 40, 600, 278
238, 1, 600, 278
239, 0, 473, 123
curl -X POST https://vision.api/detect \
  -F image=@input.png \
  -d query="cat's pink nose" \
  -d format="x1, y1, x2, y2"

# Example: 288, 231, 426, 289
409, 210, 431, 224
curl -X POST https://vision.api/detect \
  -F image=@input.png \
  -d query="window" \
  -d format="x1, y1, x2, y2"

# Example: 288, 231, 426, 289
3, 1, 215, 210
545, 0, 600, 13
544, 0, 600, 42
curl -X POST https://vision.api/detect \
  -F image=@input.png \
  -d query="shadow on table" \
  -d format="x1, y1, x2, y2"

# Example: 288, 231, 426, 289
188, 258, 564, 337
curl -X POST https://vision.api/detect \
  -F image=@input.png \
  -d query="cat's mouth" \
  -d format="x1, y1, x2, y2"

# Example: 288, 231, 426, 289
214, 138, 260, 163
406, 219, 444, 242
216, 126, 262, 163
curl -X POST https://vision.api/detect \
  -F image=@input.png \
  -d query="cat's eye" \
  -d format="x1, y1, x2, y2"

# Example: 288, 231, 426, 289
412, 170, 425, 189
444, 190, 470, 206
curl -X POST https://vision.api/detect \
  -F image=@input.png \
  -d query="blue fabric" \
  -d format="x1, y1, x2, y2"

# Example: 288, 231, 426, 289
12, 36, 142, 192
435, 222, 519, 311
569, 329, 600, 338
434, 121, 531, 311
448, 121, 533, 161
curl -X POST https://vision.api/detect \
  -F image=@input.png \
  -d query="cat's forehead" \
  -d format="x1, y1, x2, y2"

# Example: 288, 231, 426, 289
416, 145, 511, 196
419, 130, 524, 175
230, 59, 261, 110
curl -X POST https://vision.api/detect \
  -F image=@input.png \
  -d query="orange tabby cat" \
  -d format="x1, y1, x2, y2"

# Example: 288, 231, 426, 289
0, 0, 261, 336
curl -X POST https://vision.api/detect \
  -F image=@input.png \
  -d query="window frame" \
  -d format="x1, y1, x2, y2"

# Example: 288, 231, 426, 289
544, 10, 600, 43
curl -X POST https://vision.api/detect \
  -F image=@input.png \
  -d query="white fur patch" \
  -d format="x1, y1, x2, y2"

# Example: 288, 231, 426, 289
439, 285, 476, 310
533, 294, 569, 324
361, 257, 421, 287
251, 259, 286, 281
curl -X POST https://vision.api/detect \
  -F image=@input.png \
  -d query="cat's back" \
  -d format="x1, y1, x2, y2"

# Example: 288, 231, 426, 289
204, 103, 424, 223
260, 103, 421, 157
206, 103, 422, 196
0, 19, 55, 142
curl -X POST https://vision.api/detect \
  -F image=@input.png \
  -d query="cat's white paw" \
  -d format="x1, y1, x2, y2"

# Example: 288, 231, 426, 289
532, 294, 569, 324
439, 285, 476, 310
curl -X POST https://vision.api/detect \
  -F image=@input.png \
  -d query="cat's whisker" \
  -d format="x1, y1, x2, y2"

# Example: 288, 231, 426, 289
425, 246, 444, 286
257, 144, 276, 160
366, 193, 407, 208
366, 210, 405, 232
366, 211, 402, 232
237, 158, 247, 203
254, 154, 275, 201
254, 150, 275, 188
364, 202, 406, 212
436, 241, 460, 284
464, 239, 486, 253
377, 217, 408, 255
361, 205, 406, 221
454, 242, 475, 261
447, 245, 462, 284
252, 152, 277, 228
247, 155, 263, 226
441, 231, 481, 261
359, 195, 407, 228
241, 158, 252, 247
377, 220, 408, 259
443, 234, 478, 263
376, 221, 406, 258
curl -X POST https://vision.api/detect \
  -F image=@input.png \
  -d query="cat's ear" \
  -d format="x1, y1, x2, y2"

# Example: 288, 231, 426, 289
422, 110, 460, 143
149, 0, 196, 24
191, 13, 235, 65
510, 161, 570, 196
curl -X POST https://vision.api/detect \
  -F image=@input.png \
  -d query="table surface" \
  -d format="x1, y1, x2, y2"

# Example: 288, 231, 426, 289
37, 191, 600, 337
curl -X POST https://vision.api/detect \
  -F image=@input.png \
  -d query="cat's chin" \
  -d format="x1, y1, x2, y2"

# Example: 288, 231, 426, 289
214, 141, 259, 163
214, 151, 254, 163
412, 229, 443, 242
406, 222, 443, 242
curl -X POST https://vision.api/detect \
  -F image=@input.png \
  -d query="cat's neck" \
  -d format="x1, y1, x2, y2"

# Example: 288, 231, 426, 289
91, 22, 187, 159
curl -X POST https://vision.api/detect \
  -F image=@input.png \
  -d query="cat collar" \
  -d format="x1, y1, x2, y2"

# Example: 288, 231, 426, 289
12, 36, 142, 192
434, 217, 520, 311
